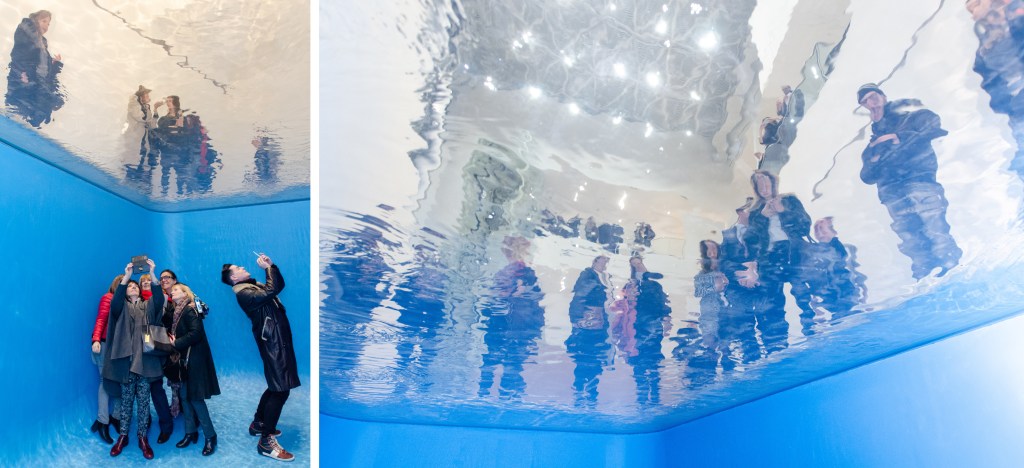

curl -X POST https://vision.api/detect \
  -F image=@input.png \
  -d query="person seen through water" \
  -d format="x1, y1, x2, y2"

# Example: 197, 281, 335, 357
857, 83, 962, 279
566, 255, 613, 407
6, 9, 64, 127
477, 236, 545, 400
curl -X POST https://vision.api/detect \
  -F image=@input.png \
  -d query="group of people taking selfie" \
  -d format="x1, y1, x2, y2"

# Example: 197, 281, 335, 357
88, 253, 299, 462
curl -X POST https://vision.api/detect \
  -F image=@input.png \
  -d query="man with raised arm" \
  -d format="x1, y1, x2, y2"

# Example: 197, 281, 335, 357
222, 253, 299, 462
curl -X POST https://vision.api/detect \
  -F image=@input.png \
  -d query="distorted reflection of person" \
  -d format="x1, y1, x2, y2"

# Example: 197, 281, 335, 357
739, 171, 813, 354
584, 216, 598, 243
670, 323, 719, 389
597, 222, 625, 253
250, 132, 283, 184
123, 86, 159, 192
539, 209, 580, 239
857, 83, 962, 279
151, 95, 219, 196
968, 0, 1024, 179
566, 255, 613, 408
633, 222, 656, 248
799, 217, 867, 322
776, 84, 804, 119
693, 241, 730, 367
477, 236, 545, 400
609, 279, 639, 359
6, 9, 64, 128
627, 256, 671, 406
718, 199, 761, 368
390, 245, 449, 396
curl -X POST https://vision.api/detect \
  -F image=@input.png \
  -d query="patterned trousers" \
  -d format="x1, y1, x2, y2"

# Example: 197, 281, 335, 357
118, 372, 152, 438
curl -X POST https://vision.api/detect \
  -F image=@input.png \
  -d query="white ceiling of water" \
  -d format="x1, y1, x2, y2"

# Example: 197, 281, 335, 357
0, 0, 309, 210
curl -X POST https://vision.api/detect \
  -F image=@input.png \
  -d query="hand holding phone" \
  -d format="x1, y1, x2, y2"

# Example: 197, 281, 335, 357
131, 255, 148, 274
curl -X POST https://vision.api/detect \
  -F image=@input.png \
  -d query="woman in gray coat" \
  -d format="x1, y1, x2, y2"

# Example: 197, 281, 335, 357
102, 260, 165, 459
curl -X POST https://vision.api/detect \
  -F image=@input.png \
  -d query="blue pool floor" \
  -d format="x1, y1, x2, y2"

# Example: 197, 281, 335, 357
19, 372, 310, 467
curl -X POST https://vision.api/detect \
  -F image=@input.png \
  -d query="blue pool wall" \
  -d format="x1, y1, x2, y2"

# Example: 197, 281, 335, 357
323, 313, 1024, 467
0, 139, 310, 463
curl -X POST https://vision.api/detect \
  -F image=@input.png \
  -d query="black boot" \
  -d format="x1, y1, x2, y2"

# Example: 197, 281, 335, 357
91, 420, 113, 444
202, 435, 217, 456
176, 432, 198, 448
109, 416, 121, 435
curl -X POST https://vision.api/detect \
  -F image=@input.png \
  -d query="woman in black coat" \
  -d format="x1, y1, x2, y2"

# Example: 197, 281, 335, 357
164, 283, 221, 456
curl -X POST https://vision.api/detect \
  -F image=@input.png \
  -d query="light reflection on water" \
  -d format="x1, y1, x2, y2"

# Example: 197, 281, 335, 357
321, 0, 1024, 432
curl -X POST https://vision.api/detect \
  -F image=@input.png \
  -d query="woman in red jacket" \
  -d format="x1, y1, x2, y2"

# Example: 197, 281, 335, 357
90, 275, 124, 444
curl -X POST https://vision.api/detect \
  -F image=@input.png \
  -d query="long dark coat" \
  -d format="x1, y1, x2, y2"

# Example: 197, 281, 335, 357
163, 303, 221, 400
232, 265, 300, 392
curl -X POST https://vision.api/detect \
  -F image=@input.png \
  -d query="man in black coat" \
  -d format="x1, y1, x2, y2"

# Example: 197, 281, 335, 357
222, 254, 299, 462
857, 83, 962, 279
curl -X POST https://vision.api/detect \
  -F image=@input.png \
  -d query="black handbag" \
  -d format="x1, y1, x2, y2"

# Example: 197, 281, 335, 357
163, 347, 191, 382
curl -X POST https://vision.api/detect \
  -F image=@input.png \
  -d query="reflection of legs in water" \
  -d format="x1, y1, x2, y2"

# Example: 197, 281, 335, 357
566, 330, 608, 408
884, 183, 961, 278
160, 149, 174, 196
499, 353, 527, 400
722, 289, 763, 367
478, 330, 504, 397
628, 354, 661, 406
752, 284, 787, 356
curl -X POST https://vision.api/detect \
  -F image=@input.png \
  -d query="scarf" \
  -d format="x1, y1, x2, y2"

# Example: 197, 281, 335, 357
169, 298, 191, 417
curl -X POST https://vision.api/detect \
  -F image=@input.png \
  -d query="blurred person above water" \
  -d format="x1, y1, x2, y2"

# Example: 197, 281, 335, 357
6, 9, 64, 127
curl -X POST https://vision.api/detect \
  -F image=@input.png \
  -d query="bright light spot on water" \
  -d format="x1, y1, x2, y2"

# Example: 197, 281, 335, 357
613, 62, 627, 78
528, 86, 542, 99
646, 71, 662, 88
656, 20, 668, 35
698, 31, 718, 51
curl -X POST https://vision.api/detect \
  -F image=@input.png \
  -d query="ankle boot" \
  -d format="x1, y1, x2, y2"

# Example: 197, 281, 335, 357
109, 417, 121, 434
176, 432, 198, 448
91, 420, 114, 444
202, 435, 217, 456
139, 436, 154, 460
110, 435, 129, 457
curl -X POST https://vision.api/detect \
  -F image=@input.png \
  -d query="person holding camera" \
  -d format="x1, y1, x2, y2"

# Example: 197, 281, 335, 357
103, 259, 165, 459
222, 253, 299, 462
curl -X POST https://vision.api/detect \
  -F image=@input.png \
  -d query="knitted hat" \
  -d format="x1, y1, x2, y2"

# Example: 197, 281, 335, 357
134, 85, 152, 97
857, 83, 884, 103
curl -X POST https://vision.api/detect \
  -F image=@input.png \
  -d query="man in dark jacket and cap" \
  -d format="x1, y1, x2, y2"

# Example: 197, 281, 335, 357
222, 254, 298, 462
857, 83, 962, 279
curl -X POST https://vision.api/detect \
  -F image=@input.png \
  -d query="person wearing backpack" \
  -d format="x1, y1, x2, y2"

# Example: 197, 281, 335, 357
222, 253, 299, 462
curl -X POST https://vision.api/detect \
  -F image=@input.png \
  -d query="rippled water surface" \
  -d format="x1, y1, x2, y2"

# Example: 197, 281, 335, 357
0, 1, 309, 210
322, 0, 1024, 432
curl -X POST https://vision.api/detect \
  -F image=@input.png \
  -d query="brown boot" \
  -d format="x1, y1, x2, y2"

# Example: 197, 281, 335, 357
139, 436, 154, 460
110, 435, 129, 457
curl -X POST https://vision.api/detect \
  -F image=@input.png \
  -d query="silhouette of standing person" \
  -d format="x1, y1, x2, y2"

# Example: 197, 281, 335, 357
478, 236, 545, 400
6, 10, 63, 127
566, 255, 612, 407
857, 83, 961, 278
